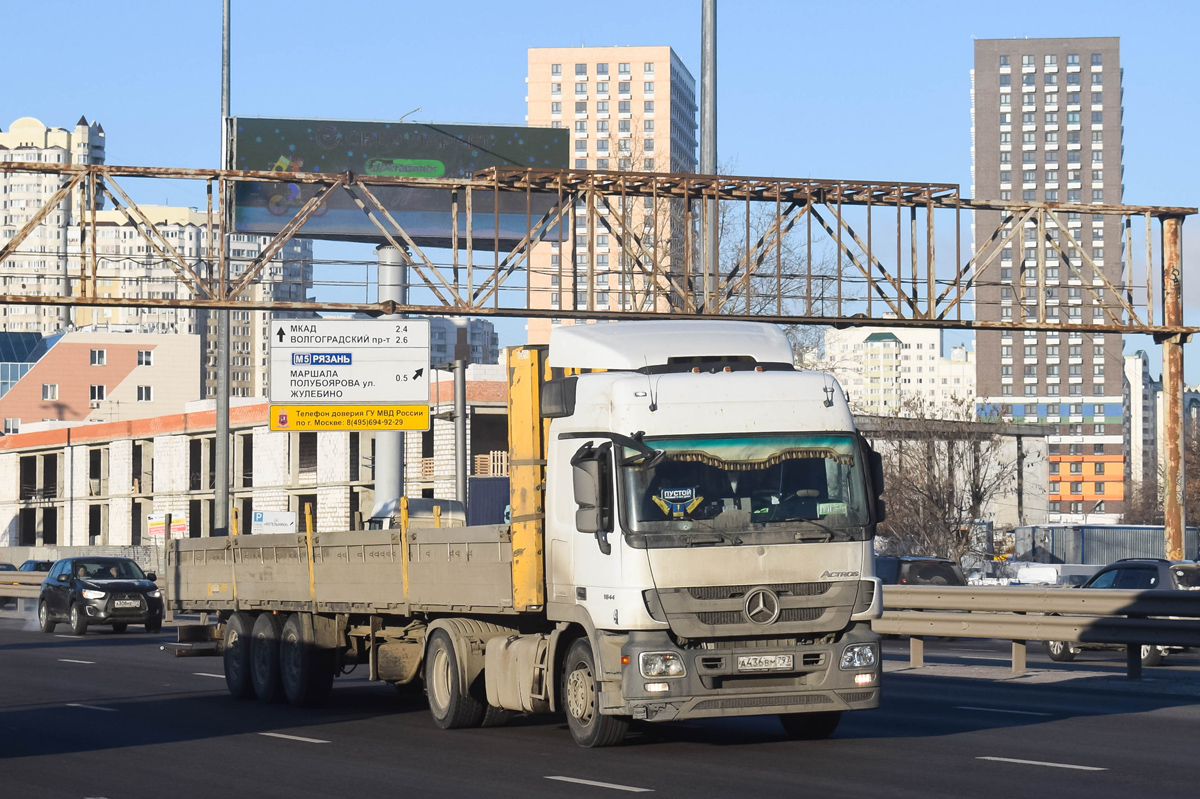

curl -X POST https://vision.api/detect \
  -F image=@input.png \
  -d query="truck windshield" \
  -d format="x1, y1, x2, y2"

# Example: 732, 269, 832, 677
619, 434, 870, 547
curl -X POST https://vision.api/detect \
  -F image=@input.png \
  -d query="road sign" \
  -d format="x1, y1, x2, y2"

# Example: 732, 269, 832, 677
269, 318, 430, 405
251, 510, 297, 534
269, 404, 429, 431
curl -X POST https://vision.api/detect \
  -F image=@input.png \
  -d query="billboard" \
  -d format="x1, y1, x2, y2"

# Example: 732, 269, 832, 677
231, 117, 568, 246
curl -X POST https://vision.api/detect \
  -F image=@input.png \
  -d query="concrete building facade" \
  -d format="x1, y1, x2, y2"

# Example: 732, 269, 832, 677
815, 326, 975, 416
971, 38, 1126, 523
525, 46, 698, 343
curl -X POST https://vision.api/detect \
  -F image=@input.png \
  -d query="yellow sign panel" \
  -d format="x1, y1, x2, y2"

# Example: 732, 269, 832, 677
269, 404, 430, 431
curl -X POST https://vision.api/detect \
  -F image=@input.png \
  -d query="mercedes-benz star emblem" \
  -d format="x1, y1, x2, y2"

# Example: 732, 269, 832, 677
744, 587, 781, 625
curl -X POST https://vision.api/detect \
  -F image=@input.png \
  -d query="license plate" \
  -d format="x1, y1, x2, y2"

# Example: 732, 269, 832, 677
114, 599, 140, 609
737, 654, 794, 672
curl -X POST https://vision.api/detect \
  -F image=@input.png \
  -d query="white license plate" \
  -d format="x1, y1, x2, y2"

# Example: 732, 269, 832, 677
737, 654, 794, 672
114, 599, 140, 609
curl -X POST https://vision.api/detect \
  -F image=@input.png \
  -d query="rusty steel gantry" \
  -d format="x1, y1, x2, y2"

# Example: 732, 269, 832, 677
0, 160, 1193, 551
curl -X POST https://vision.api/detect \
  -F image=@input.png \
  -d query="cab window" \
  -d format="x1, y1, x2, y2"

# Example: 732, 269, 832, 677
1114, 568, 1158, 589
1086, 569, 1118, 588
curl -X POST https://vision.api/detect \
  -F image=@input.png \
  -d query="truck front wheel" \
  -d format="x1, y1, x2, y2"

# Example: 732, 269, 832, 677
779, 710, 842, 740
562, 638, 628, 748
425, 630, 485, 729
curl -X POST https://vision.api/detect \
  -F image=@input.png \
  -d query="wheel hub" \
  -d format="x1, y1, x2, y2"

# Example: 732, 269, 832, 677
429, 648, 452, 713
566, 664, 595, 724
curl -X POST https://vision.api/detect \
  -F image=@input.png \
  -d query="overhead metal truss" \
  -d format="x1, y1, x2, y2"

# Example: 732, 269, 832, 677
0, 161, 1192, 336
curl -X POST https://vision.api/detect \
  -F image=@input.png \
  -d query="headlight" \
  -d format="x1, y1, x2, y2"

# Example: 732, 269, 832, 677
639, 651, 687, 678
147, 589, 161, 599
81, 589, 106, 600
840, 643, 877, 670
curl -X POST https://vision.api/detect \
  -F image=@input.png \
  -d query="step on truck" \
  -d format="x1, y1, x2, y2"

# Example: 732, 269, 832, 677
167, 321, 885, 747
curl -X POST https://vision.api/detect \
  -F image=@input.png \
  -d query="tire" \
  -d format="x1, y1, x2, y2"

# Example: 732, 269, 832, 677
223, 612, 256, 700
145, 619, 162, 634
480, 704, 512, 728
250, 613, 286, 703
68, 603, 88, 636
280, 613, 334, 708
111, 623, 128, 634
1140, 644, 1165, 667
562, 638, 629, 748
779, 710, 843, 740
425, 629, 486, 729
1046, 640, 1076, 662
38, 600, 56, 634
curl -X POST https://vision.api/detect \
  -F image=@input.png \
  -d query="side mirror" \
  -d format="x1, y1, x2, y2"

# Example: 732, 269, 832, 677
875, 498, 887, 524
145, 572, 157, 582
570, 442, 613, 555
56, 573, 68, 583
868, 448, 884, 494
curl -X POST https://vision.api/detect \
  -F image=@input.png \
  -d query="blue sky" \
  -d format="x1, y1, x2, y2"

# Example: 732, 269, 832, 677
5, 0, 1197, 380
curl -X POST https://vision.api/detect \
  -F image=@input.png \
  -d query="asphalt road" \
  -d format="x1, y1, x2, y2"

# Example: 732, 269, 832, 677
2, 614, 1198, 799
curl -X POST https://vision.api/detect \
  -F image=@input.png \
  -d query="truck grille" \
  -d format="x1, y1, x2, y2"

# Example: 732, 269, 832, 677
692, 693, 833, 711
837, 691, 876, 704
696, 607, 825, 625
687, 582, 831, 600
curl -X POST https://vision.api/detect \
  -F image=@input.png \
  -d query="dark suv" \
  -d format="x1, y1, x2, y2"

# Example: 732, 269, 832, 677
38, 557, 163, 635
876, 556, 967, 586
1045, 558, 1200, 666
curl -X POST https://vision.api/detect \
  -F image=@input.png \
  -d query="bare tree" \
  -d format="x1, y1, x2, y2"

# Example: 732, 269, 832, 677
868, 396, 1024, 564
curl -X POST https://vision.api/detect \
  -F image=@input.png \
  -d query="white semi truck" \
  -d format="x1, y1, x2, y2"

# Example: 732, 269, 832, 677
166, 321, 885, 747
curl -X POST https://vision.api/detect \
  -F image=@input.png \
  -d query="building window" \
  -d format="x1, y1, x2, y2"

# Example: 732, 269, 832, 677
1094, 481, 1105, 495
3, 418, 18, 434
551, 102, 561, 114
90, 385, 106, 401
617, 101, 629, 114
1022, 55, 1034, 67
1049, 501, 1061, 512
1094, 461, 1105, 475
1000, 94, 1011, 107
643, 62, 654, 73
644, 101, 655, 113
90, 348, 106, 366
137, 349, 153, 366
575, 64, 587, 76
596, 62, 608, 76
551, 63, 561, 76
1070, 482, 1083, 494
575, 102, 587, 114
1091, 53, 1102, 66
618, 62, 630, 75
1091, 111, 1103, 124
1000, 75, 1011, 87
1067, 54, 1079, 66
1000, 55, 1010, 67
42, 384, 58, 401
137, 385, 153, 402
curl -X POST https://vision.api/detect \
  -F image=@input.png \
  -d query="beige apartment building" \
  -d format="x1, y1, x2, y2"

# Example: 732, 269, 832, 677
525, 46, 698, 343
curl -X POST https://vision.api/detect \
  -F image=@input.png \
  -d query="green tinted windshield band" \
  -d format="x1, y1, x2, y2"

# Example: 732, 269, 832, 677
645, 436, 856, 470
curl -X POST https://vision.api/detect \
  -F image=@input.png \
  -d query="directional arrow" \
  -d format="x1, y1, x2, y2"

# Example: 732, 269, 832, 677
412, 368, 424, 380
276, 327, 286, 343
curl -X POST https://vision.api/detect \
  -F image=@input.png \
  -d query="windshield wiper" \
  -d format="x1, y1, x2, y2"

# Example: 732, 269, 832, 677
793, 519, 852, 542
685, 533, 743, 547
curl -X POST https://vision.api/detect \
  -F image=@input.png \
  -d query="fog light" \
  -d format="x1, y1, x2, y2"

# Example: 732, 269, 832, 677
645, 682, 669, 693
854, 673, 875, 686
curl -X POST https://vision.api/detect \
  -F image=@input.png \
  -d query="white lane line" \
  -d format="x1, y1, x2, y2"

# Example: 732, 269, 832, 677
958, 706, 1053, 717
545, 776, 653, 793
977, 756, 1106, 771
58, 659, 95, 665
259, 732, 330, 744
54, 634, 78, 639
67, 703, 116, 712
194, 672, 225, 678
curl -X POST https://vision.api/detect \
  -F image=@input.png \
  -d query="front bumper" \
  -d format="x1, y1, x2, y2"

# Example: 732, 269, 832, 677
83, 595, 163, 625
617, 623, 880, 722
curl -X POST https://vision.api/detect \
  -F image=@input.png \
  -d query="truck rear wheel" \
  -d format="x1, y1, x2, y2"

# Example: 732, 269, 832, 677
251, 612, 286, 703
425, 629, 486, 729
280, 613, 334, 707
223, 612, 256, 699
562, 638, 628, 748
779, 710, 842, 740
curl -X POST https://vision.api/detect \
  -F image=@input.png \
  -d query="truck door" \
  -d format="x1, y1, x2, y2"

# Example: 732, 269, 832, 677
567, 440, 627, 629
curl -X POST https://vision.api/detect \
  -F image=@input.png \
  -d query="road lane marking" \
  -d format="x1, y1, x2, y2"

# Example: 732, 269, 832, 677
546, 776, 653, 793
977, 756, 1106, 771
67, 703, 116, 712
194, 672, 225, 678
259, 732, 330, 744
958, 706, 1053, 717
54, 634, 78, 639
58, 659, 95, 665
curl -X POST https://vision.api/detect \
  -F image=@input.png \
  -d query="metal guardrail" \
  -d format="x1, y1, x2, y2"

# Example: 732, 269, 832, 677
876, 585, 1200, 679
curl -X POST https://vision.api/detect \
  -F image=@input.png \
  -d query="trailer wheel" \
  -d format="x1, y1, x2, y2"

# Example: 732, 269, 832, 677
251, 612, 286, 703
425, 629, 485, 729
280, 613, 334, 707
223, 612, 256, 699
779, 710, 842, 740
562, 638, 628, 748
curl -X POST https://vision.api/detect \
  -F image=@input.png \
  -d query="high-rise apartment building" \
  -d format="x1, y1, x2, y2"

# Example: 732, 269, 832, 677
815, 326, 975, 416
525, 46, 698, 343
0, 116, 106, 334
1123, 350, 1160, 490
972, 38, 1125, 523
